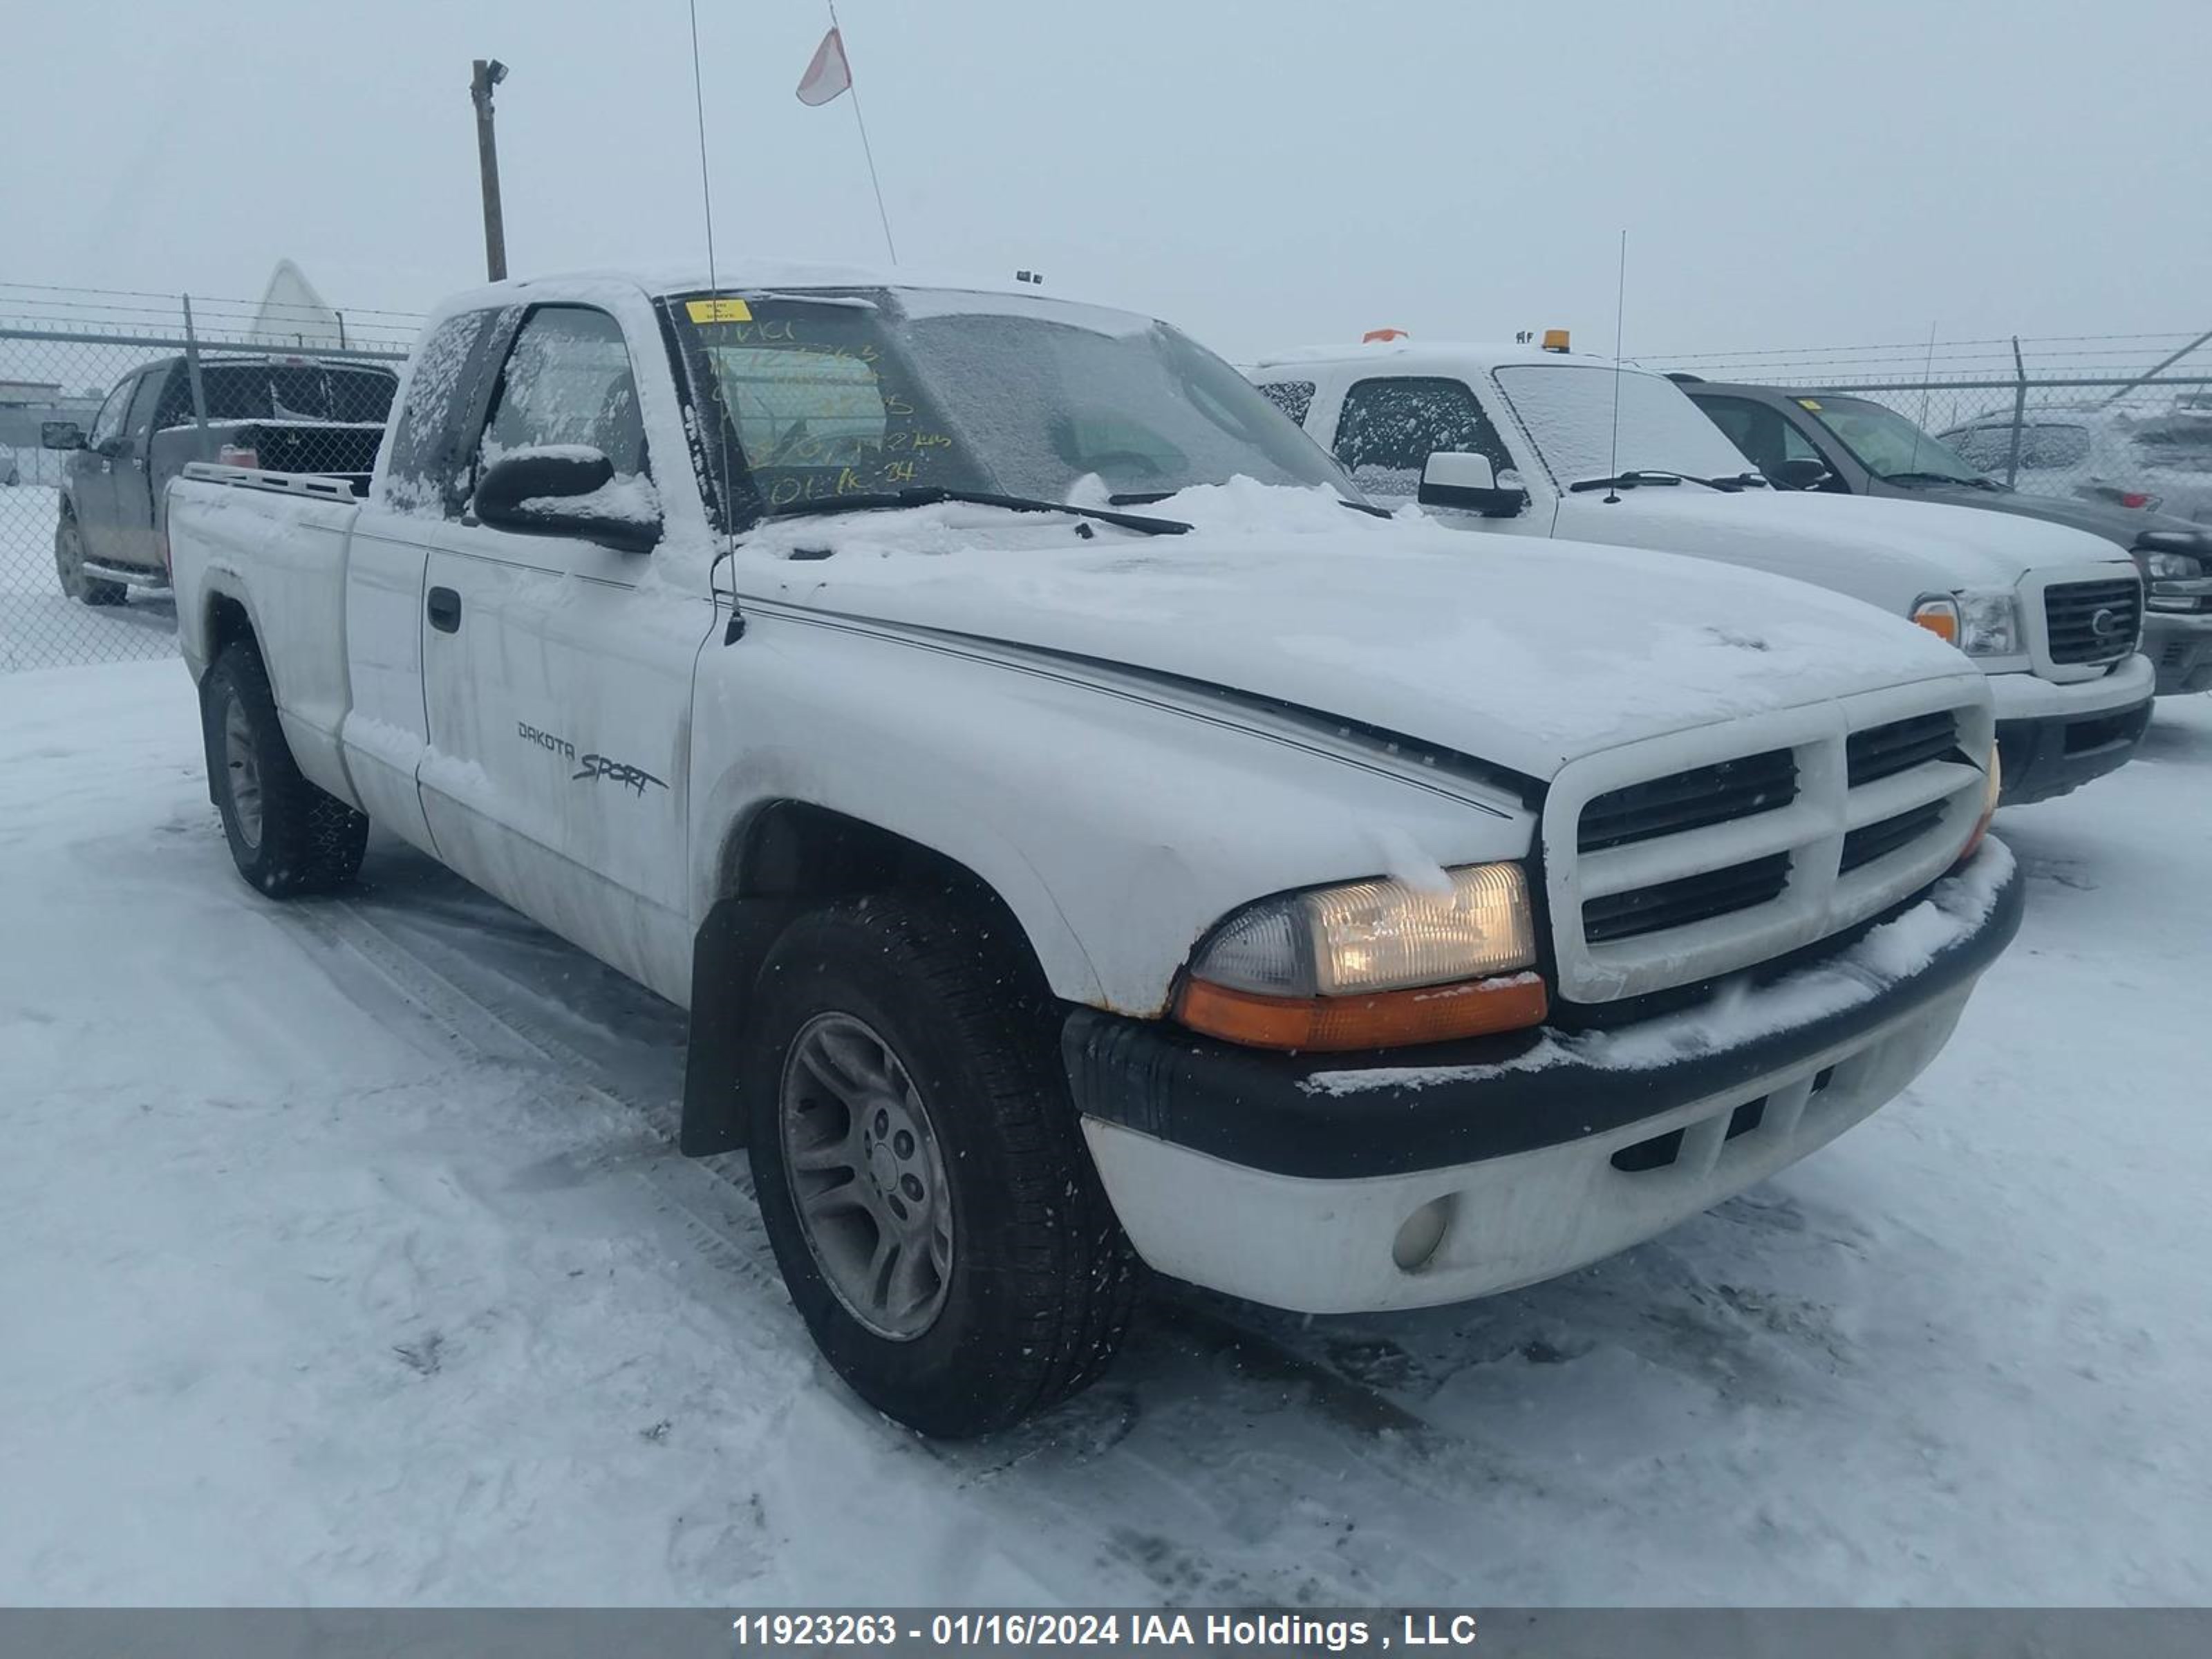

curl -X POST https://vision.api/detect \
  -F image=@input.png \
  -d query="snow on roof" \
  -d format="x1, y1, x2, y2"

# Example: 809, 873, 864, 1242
430, 258, 1072, 318
1249, 339, 1641, 377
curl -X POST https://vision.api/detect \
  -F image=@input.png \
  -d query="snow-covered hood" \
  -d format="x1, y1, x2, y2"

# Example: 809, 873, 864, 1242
1564, 486, 2131, 593
731, 483, 1983, 782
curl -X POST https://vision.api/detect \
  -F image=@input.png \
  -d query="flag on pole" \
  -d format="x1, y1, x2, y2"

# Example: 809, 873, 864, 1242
796, 28, 853, 106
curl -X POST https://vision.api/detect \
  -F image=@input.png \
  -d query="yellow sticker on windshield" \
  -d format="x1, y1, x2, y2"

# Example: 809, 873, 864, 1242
1797, 397, 1823, 411
686, 298, 753, 324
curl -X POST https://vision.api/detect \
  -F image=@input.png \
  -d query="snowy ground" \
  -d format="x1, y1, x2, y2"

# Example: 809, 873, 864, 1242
2, 657, 2208, 1606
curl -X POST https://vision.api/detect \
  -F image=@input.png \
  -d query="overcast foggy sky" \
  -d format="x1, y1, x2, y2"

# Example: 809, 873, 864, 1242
5, 0, 2207, 361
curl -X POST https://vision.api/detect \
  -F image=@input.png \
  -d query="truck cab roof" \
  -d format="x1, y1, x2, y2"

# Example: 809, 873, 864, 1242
1251, 339, 1627, 379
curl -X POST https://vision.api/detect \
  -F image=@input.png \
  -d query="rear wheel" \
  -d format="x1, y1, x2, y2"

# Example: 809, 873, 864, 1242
201, 644, 368, 896
744, 894, 1140, 1437
55, 512, 125, 606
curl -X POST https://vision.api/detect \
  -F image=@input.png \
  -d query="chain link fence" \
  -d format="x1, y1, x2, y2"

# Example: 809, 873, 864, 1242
2, 283, 417, 675
1649, 330, 2212, 525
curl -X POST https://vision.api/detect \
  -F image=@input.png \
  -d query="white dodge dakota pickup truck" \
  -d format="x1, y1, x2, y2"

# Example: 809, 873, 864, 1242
1249, 341, 2154, 805
168, 266, 2023, 1436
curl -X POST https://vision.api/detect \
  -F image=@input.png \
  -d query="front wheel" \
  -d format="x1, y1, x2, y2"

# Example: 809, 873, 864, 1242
744, 894, 1139, 1437
201, 644, 368, 896
55, 512, 125, 606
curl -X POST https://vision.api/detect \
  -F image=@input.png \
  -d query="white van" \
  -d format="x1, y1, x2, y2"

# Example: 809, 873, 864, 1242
1250, 340, 2154, 804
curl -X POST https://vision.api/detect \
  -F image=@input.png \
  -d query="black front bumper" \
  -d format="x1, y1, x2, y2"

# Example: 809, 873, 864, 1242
2145, 612, 2212, 695
1996, 697, 2152, 805
1062, 846, 2025, 1181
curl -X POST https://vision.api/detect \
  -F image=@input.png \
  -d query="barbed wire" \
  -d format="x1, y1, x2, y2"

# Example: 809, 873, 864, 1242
0, 281, 431, 324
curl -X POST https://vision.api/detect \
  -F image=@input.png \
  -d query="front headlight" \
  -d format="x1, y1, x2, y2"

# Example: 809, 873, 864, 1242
1177, 863, 1545, 1051
1914, 590, 2021, 655
1955, 589, 2024, 656
2141, 550, 2202, 581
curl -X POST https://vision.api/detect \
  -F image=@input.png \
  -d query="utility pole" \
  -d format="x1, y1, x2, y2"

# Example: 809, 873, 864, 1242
470, 59, 509, 282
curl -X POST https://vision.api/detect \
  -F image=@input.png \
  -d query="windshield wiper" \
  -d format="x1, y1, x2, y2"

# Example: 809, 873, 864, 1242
1107, 489, 1391, 520
1884, 470, 1988, 489
1569, 469, 1722, 493
771, 486, 1190, 536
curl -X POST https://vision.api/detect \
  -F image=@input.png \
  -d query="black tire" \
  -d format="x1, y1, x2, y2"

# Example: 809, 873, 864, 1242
201, 644, 369, 896
55, 509, 126, 606
744, 893, 1140, 1437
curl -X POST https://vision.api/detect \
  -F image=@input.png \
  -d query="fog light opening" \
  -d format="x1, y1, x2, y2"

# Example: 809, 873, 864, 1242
1391, 1194, 1455, 1273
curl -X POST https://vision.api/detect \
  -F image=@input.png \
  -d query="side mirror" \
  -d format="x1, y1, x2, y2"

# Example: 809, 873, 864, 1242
1767, 456, 1830, 491
41, 420, 86, 451
1418, 451, 1527, 518
474, 446, 660, 553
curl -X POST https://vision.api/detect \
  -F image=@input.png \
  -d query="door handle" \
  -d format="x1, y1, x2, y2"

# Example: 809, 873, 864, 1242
427, 585, 462, 633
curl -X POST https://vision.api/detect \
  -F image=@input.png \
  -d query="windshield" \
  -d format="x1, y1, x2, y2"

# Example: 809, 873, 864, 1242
1490, 363, 1756, 486
671, 289, 1352, 518
191, 364, 397, 425
1803, 397, 1984, 482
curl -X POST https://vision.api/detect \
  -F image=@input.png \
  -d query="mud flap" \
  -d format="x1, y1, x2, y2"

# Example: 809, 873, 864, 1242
679, 894, 809, 1155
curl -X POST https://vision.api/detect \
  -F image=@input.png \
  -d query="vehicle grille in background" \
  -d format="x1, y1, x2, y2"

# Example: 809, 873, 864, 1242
1582, 853, 1792, 944
1847, 711, 1958, 786
2044, 578, 2143, 665
1841, 802, 1949, 872
1578, 748, 1797, 853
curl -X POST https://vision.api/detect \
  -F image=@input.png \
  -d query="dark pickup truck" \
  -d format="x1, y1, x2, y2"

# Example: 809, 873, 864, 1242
41, 352, 397, 605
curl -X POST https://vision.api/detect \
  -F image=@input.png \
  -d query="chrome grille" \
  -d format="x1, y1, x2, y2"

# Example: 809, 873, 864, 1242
2043, 578, 2142, 665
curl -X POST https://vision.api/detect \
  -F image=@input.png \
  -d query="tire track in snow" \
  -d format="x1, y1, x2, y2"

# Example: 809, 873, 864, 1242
282, 857, 1519, 1601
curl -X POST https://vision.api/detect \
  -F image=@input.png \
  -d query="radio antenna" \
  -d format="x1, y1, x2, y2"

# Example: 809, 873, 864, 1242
1604, 229, 1627, 504
1906, 319, 1938, 477
827, 0, 899, 264
686, 0, 744, 639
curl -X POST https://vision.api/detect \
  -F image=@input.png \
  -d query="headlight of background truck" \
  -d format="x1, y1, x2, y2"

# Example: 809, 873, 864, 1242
1913, 590, 2022, 657
1176, 863, 1545, 1051
2139, 549, 2205, 612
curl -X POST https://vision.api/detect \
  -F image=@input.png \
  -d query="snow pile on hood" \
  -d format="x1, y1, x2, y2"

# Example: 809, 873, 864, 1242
727, 480, 1985, 779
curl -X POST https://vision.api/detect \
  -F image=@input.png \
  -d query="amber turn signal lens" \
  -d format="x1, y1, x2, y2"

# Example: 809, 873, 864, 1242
1912, 604, 1960, 644
1958, 747, 2003, 865
1174, 973, 1548, 1053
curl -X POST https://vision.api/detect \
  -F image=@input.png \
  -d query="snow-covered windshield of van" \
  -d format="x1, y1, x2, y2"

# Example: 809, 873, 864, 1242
1804, 397, 1983, 482
1491, 363, 1756, 488
673, 289, 1351, 518
2128, 413, 2212, 473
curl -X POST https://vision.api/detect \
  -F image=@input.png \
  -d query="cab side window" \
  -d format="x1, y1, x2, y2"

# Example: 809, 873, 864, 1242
1333, 377, 1515, 498
88, 376, 135, 449
479, 306, 650, 481
153, 367, 199, 433
121, 369, 168, 452
384, 308, 503, 518
1255, 379, 1315, 427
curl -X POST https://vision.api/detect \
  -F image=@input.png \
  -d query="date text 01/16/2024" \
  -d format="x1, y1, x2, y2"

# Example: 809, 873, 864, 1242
727, 1611, 1482, 1651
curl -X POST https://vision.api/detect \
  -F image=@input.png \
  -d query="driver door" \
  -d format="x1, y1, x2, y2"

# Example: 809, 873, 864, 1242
417, 303, 713, 1002
68, 373, 140, 560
